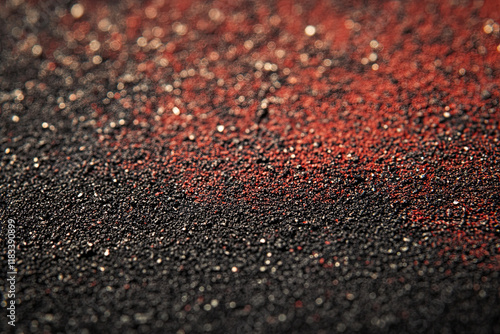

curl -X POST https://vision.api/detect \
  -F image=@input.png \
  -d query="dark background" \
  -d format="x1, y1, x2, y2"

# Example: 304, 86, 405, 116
1, 0, 499, 333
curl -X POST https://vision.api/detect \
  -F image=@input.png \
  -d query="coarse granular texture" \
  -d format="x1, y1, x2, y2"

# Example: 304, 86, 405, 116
1, 0, 499, 333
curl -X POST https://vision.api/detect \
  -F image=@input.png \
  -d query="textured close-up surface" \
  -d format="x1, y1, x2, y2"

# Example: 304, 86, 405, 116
1, 0, 499, 333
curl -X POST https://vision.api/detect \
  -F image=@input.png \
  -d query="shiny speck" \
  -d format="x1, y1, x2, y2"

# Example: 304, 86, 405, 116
71, 4, 85, 19
305, 25, 316, 36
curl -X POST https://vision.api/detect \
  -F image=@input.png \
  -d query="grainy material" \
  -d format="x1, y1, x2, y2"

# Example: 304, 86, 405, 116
1, 0, 499, 333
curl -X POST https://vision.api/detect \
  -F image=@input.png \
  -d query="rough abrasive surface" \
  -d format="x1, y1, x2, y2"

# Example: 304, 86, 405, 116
1, 0, 500, 333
